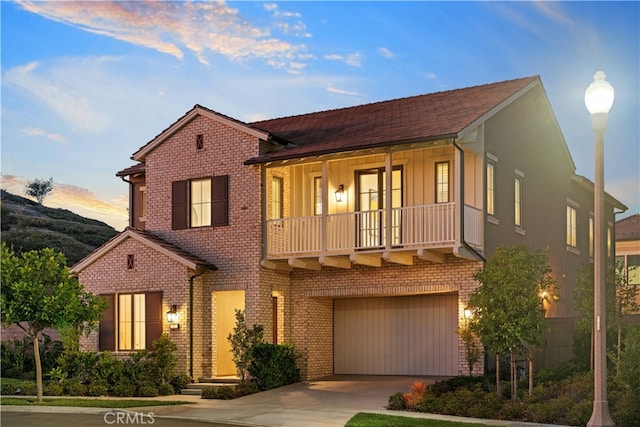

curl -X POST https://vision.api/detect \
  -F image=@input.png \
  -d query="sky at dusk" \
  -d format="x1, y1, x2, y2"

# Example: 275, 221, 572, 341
1, 1, 638, 231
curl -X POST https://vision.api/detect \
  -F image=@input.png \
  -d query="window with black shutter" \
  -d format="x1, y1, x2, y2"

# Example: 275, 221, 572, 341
99, 294, 115, 351
212, 175, 229, 226
172, 180, 188, 230
172, 176, 229, 229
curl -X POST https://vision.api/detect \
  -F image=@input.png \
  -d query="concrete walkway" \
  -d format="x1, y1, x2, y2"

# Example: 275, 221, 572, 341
2, 375, 571, 427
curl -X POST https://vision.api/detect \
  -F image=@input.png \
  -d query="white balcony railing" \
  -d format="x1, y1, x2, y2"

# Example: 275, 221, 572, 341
266, 203, 481, 258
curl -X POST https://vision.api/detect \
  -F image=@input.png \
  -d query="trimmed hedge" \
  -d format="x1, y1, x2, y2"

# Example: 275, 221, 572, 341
247, 343, 300, 391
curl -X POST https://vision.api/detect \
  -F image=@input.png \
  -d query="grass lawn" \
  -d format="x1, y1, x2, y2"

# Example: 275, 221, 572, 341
345, 413, 494, 427
0, 397, 191, 408
1, 378, 27, 384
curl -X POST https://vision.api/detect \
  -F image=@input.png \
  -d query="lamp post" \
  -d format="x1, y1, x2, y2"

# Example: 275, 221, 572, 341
585, 71, 615, 427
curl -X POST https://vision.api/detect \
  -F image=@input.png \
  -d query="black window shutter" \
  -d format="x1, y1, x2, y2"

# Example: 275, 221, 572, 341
145, 291, 163, 350
99, 294, 115, 351
211, 175, 229, 226
172, 180, 188, 230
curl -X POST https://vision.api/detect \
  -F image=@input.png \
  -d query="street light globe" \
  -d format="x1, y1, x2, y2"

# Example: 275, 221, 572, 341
585, 71, 615, 115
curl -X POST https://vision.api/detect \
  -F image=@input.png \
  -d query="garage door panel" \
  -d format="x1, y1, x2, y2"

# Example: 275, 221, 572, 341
334, 294, 457, 376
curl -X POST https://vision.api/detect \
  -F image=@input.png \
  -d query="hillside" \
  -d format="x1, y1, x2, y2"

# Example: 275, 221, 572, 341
1, 190, 119, 266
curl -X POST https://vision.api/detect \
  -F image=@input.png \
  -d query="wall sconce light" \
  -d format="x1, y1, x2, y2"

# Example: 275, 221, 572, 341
335, 184, 345, 203
166, 305, 179, 329
463, 307, 472, 320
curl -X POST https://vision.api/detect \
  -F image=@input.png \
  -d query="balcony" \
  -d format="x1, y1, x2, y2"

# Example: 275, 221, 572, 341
264, 203, 482, 267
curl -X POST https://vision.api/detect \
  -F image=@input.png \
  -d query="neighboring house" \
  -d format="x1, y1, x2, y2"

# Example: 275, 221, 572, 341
615, 214, 640, 312
72, 76, 626, 381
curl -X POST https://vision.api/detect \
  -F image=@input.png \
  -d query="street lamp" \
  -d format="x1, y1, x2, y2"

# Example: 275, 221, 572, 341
585, 71, 615, 427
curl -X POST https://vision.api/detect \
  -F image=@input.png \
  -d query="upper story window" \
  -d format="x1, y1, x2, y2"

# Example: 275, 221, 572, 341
272, 176, 284, 219
435, 161, 450, 204
514, 170, 524, 228
98, 292, 162, 352
589, 216, 594, 257
191, 178, 212, 227
566, 205, 577, 248
486, 161, 495, 216
172, 176, 228, 230
314, 176, 322, 216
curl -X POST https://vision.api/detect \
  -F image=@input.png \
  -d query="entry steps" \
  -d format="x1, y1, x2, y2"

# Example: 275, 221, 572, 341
180, 377, 241, 396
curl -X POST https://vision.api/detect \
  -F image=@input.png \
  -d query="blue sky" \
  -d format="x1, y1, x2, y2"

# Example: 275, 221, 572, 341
1, 1, 638, 230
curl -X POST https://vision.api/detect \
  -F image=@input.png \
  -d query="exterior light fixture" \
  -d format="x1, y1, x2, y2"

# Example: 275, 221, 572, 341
463, 307, 472, 320
335, 184, 345, 203
166, 305, 179, 329
585, 71, 615, 427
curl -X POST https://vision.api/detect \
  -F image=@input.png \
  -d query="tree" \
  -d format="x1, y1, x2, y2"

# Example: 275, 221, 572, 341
227, 309, 264, 384
25, 177, 53, 205
468, 245, 556, 400
0, 243, 106, 402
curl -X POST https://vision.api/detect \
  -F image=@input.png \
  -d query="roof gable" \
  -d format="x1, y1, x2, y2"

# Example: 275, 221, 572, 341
246, 76, 540, 164
132, 105, 269, 162
71, 228, 217, 274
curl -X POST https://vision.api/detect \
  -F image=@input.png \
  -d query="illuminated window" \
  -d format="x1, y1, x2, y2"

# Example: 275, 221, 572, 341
486, 162, 495, 216
314, 176, 322, 216
118, 294, 146, 351
514, 174, 523, 227
272, 176, 284, 219
435, 162, 449, 204
566, 206, 577, 247
191, 179, 212, 227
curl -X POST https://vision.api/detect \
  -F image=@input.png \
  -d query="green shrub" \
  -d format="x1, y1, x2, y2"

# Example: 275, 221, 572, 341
87, 380, 109, 397
44, 382, 64, 396
16, 381, 37, 396
93, 351, 126, 385
498, 400, 525, 420
387, 392, 406, 410
57, 351, 98, 383
112, 381, 136, 397
151, 334, 177, 384
247, 343, 300, 391
171, 374, 191, 391
215, 386, 235, 400
234, 382, 258, 397
429, 375, 490, 396
137, 383, 159, 397
62, 378, 86, 396
201, 387, 218, 399
415, 393, 444, 413
1, 382, 18, 395
617, 325, 640, 393
158, 383, 174, 396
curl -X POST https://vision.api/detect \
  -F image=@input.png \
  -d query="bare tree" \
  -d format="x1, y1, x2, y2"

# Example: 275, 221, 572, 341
25, 177, 53, 205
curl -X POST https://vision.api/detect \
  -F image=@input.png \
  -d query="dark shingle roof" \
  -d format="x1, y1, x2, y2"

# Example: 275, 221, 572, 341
246, 76, 539, 164
616, 214, 640, 241
116, 163, 145, 177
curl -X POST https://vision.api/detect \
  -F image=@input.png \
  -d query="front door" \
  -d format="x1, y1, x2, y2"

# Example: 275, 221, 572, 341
214, 290, 245, 377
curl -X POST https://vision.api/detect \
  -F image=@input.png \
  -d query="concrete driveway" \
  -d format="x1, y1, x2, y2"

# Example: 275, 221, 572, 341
150, 375, 436, 426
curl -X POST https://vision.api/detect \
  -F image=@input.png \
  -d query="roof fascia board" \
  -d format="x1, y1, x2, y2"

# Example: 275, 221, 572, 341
133, 107, 269, 161
71, 229, 199, 274
571, 175, 628, 211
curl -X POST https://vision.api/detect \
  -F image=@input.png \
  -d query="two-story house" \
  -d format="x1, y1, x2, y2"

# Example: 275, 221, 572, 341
72, 75, 625, 381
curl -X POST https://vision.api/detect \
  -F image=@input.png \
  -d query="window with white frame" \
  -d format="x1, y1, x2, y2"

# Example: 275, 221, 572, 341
313, 176, 322, 216
435, 161, 450, 204
567, 205, 577, 248
191, 178, 212, 227
486, 161, 495, 216
514, 171, 524, 228
272, 176, 284, 219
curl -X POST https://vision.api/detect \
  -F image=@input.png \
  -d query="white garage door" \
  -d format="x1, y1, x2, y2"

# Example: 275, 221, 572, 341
334, 294, 458, 376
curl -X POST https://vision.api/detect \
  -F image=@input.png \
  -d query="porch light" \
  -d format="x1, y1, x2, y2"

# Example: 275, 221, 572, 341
166, 305, 179, 329
335, 184, 345, 203
463, 307, 472, 320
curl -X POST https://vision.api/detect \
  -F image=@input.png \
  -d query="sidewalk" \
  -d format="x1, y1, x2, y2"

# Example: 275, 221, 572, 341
1, 376, 571, 427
